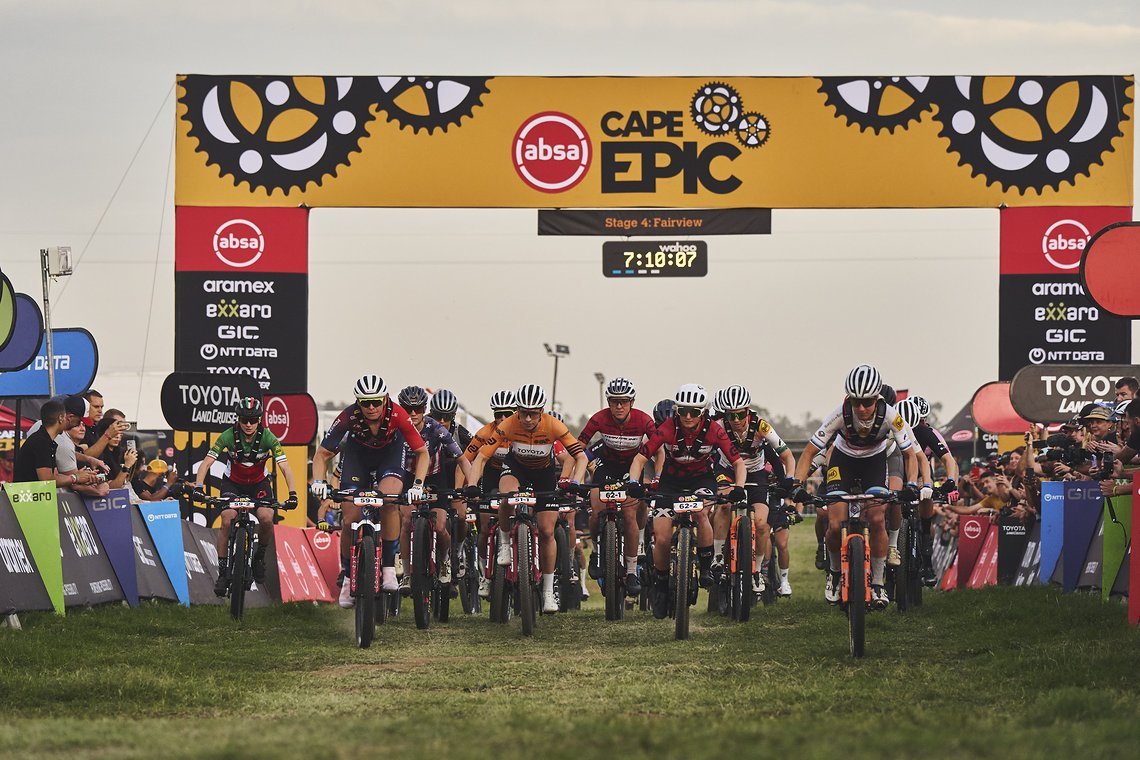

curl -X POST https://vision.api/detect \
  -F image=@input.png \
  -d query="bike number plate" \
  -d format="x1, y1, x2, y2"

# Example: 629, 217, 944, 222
558, 504, 575, 513
230, 500, 255, 510
673, 495, 702, 513
601, 489, 626, 502
508, 495, 537, 507
848, 503, 862, 519
488, 499, 500, 509
465, 512, 478, 524
354, 496, 385, 507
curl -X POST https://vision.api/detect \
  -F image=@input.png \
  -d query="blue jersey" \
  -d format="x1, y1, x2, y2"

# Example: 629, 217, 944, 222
403, 416, 463, 476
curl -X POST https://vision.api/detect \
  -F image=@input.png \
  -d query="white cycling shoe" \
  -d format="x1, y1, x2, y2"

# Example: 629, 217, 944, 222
478, 576, 491, 599
778, 578, 793, 597
338, 581, 354, 609
870, 584, 890, 610
887, 546, 902, 567
496, 541, 512, 567
438, 555, 452, 585
381, 566, 398, 592
824, 572, 841, 604
752, 572, 765, 595
542, 589, 559, 614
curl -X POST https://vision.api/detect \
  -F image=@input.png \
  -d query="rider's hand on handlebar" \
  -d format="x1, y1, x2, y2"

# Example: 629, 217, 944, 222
462, 484, 481, 499
726, 486, 747, 503
791, 485, 809, 504
284, 491, 298, 510
784, 505, 804, 525
939, 478, 959, 505
406, 479, 425, 503
557, 477, 578, 492
310, 480, 328, 500
626, 480, 645, 498
920, 484, 934, 502
900, 482, 920, 502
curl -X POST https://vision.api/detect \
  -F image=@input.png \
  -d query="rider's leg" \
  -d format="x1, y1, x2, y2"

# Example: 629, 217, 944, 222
868, 504, 888, 587
399, 503, 413, 571
215, 508, 236, 563
621, 501, 640, 575
651, 514, 672, 572
752, 502, 772, 567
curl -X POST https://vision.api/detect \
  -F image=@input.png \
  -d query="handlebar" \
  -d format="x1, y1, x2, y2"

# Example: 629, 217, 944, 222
188, 491, 291, 510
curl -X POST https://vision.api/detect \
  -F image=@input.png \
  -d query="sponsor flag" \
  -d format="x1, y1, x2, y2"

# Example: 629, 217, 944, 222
997, 519, 1030, 585
3, 481, 64, 614
1062, 482, 1103, 593
1039, 481, 1066, 583
138, 501, 190, 606
304, 527, 342, 594
0, 486, 53, 613
1014, 522, 1042, 587
966, 523, 999, 589
130, 506, 178, 602
85, 489, 139, 607
275, 526, 331, 603
57, 491, 124, 607
956, 514, 991, 589
1101, 494, 1131, 602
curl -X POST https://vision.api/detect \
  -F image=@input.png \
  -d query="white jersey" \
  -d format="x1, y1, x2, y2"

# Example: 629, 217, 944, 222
810, 401, 914, 458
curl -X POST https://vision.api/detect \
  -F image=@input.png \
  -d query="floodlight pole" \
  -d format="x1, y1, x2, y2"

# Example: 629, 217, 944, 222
594, 372, 605, 408
544, 343, 571, 411
39, 248, 56, 398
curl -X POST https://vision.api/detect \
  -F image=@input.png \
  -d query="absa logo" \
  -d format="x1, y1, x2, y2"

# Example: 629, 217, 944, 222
264, 396, 290, 441
962, 519, 983, 540
213, 219, 265, 268
1041, 219, 1089, 271
512, 112, 591, 193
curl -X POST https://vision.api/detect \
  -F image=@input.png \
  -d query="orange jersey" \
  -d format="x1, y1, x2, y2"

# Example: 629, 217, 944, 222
476, 413, 584, 470
465, 421, 509, 469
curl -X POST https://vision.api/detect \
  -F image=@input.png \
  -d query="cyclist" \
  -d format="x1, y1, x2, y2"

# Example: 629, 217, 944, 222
653, 399, 675, 428
579, 377, 656, 596
467, 383, 588, 614
792, 365, 918, 610
311, 375, 429, 608
627, 384, 746, 619
464, 389, 516, 598
712, 385, 796, 597
396, 386, 473, 592
761, 437, 801, 596
906, 395, 960, 584
194, 396, 298, 595
430, 388, 478, 580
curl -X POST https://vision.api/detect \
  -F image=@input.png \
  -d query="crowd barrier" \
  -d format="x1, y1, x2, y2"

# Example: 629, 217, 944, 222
0, 483, 335, 619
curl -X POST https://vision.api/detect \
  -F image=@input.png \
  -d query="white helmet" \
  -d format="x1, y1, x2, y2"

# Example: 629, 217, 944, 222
514, 383, 547, 410
674, 383, 708, 408
896, 398, 922, 430
430, 389, 458, 415
548, 409, 565, 422
489, 389, 516, 412
716, 385, 751, 411
353, 374, 387, 400
605, 377, 636, 400
844, 364, 882, 399
910, 395, 930, 419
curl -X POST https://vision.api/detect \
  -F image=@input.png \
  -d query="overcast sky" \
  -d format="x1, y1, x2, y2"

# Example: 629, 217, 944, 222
1, 1, 1138, 427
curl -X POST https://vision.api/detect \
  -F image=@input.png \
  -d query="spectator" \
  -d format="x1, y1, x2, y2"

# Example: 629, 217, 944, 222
81, 389, 105, 442
1115, 376, 1139, 402
84, 407, 128, 462
95, 416, 140, 491
13, 400, 98, 486
26, 395, 106, 480
1114, 399, 1140, 466
133, 458, 178, 502
68, 419, 89, 454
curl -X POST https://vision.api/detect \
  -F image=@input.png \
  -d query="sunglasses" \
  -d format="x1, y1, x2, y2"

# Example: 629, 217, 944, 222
435, 413, 455, 421
238, 417, 260, 424
850, 398, 877, 409
493, 410, 513, 419
401, 404, 426, 414
517, 409, 543, 419
676, 406, 704, 418
724, 410, 749, 421
358, 398, 386, 408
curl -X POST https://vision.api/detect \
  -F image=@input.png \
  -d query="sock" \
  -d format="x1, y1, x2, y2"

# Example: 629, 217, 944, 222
760, 557, 770, 572
340, 555, 351, 578
712, 538, 725, 562
780, 568, 789, 581
871, 556, 886, 585
217, 556, 227, 573
382, 539, 399, 567
542, 573, 554, 594
626, 556, 638, 575
829, 551, 841, 574
697, 546, 713, 571
888, 529, 900, 549
581, 577, 589, 592
638, 527, 646, 555
498, 528, 511, 550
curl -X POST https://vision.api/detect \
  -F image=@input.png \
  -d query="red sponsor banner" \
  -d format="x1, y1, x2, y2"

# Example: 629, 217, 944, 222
1081, 222, 1140, 317
940, 554, 958, 591
971, 382, 1031, 435
175, 206, 308, 273
1131, 475, 1139, 626
956, 515, 992, 589
304, 527, 342, 595
274, 525, 332, 602
966, 524, 999, 588
263, 393, 318, 446
1000, 206, 1131, 275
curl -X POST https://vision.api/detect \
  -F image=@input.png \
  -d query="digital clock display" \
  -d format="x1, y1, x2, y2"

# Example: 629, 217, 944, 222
602, 241, 708, 278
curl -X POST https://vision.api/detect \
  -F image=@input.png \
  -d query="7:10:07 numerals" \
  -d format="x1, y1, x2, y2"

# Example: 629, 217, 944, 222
624, 251, 697, 268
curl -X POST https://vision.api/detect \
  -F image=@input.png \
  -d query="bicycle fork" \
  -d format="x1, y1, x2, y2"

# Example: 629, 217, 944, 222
350, 527, 382, 596
839, 525, 871, 605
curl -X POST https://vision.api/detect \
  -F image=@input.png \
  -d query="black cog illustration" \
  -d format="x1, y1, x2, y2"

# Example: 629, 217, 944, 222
929, 75, 1132, 193
734, 112, 770, 149
179, 75, 378, 194
691, 82, 744, 137
817, 76, 934, 134
372, 76, 491, 134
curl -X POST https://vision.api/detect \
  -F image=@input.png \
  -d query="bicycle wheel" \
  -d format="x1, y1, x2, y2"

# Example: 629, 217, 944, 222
895, 520, 911, 613
761, 543, 778, 607
908, 516, 924, 608
568, 542, 582, 611
411, 515, 432, 630
732, 518, 753, 623
603, 520, 623, 621
459, 535, 481, 614
674, 528, 691, 640
355, 534, 377, 649
518, 524, 536, 636
229, 525, 249, 621
555, 522, 574, 613
376, 589, 388, 625
847, 535, 866, 659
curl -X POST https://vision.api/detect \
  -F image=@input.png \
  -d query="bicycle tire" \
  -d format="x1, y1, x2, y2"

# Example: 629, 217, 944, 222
490, 562, 509, 623
895, 520, 911, 613
555, 522, 574, 613
435, 516, 456, 624
848, 535, 866, 659
518, 524, 536, 636
674, 528, 691, 640
568, 543, 582, 611
376, 589, 388, 625
733, 518, 753, 623
459, 535, 480, 614
603, 520, 622, 621
355, 534, 377, 649
229, 525, 249, 621
412, 515, 432, 630
909, 515, 924, 608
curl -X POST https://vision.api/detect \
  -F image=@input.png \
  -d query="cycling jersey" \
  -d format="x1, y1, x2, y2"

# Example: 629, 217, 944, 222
321, 402, 425, 452
640, 416, 740, 479
465, 420, 509, 470
810, 399, 913, 458
476, 413, 584, 470
913, 422, 950, 459
725, 413, 788, 473
403, 416, 464, 476
208, 426, 286, 485
577, 408, 656, 467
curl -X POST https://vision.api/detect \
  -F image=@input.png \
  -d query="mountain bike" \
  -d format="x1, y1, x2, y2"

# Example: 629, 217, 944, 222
595, 481, 632, 621
555, 498, 586, 612
407, 489, 465, 629
329, 488, 402, 648
457, 506, 482, 615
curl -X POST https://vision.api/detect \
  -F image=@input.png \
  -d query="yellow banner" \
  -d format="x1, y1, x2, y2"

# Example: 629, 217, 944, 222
176, 75, 1133, 209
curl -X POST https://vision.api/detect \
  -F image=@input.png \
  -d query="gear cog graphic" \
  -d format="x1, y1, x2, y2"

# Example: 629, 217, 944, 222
691, 82, 743, 136
929, 75, 1132, 192
817, 76, 934, 134
179, 75, 378, 194
735, 112, 770, 149
373, 76, 491, 134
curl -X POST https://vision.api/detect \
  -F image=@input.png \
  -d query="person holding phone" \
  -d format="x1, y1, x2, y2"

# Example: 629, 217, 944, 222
95, 416, 140, 489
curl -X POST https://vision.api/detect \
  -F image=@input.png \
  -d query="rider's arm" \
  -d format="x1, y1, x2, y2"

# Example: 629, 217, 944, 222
941, 451, 960, 481
194, 453, 218, 486
794, 441, 821, 483
732, 458, 747, 488
312, 445, 335, 482
411, 446, 430, 483
571, 451, 589, 483
278, 458, 298, 494
555, 445, 574, 479
917, 449, 932, 485
903, 446, 918, 485
468, 452, 488, 488
627, 453, 649, 482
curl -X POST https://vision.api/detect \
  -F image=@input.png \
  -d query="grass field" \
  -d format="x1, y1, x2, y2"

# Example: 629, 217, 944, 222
2, 520, 1138, 759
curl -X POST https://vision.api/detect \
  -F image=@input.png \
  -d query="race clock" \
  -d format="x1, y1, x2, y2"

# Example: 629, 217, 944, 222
602, 241, 707, 278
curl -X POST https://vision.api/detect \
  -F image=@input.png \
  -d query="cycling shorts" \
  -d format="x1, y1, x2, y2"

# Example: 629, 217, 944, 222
824, 449, 888, 495
340, 436, 406, 489
480, 467, 503, 496
500, 454, 557, 492
886, 447, 903, 482
588, 460, 630, 489
744, 471, 770, 507
649, 472, 717, 520
220, 476, 274, 502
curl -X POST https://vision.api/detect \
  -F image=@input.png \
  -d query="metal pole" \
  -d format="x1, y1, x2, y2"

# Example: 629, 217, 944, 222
551, 355, 559, 411
598, 380, 603, 409
39, 248, 56, 398
14, 399, 22, 449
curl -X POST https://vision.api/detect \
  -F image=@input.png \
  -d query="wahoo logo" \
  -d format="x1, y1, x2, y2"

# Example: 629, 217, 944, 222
213, 219, 264, 269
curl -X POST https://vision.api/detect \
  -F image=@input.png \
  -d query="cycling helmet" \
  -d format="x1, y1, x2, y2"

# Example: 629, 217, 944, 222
910, 395, 930, 419
548, 409, 565, 422
896, 398, 922, 430
844, 364, 882, 399
430, 389, 458, 415
605, 377, 636, 400
674, 383, 708, 408
353, 374, 387, 400
1114, 400, 1131, 421
717, 384, 751, 411
653, 399, 675, 426
515, 383, 547, 410
398, 386, 429, 408
707, 395, 723, 421
489, 389, 516, 413
879, 384, 897, 406
234, 396, 262, 420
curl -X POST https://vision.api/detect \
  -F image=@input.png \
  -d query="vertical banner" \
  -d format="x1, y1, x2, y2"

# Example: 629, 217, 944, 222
1014, 522, 1042, 586
86, 489, 139, 607
1062, 482, 1103, 593
305, 527, 342, 594
997, 518, 1030, 585
174, 206, 309, 395
130, 506, 178, 602
1039, 481, 1066, 584
57, 491, 125, 607
0, 487, 53, 613
184, 521, 272, 607
1101, 494, 1131, 602
967, 523, 999, 588
956, 515, 992, 589
274, 526, 332, 603
138, 501, 190, 606
3, 481, 64, 614
1077, 516, 1106, 589
1131, 475, 1140, 625
998, 206, 1132, 381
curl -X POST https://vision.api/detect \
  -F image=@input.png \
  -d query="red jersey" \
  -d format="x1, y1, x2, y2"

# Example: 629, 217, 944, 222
321, 402, 425, 452
640, 416, 740, 478
578, 408, 656, 467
